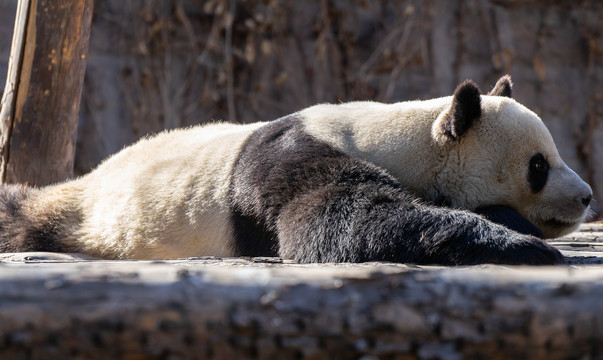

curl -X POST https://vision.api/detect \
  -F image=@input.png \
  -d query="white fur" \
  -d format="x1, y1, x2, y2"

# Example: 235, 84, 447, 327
38, 122, 265, 259
461, 97, 591, 237
300, 98, 450, 198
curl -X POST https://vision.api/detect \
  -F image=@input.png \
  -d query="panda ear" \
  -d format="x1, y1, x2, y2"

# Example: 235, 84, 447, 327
437, 80, 482, 140
488, 75, 513, 98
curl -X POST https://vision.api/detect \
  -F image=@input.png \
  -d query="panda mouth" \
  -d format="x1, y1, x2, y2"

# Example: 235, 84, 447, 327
542, 217, 579, 229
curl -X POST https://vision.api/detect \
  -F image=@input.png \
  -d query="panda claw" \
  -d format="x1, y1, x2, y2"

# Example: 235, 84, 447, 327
447, 234, 564, 266
505, 236, 564, 265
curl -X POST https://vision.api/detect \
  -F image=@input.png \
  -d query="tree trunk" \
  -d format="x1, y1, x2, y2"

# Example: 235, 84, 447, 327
0, 0, 93, 186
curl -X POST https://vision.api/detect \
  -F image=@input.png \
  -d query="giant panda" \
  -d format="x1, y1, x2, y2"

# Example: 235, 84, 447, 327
0, 75, 592, 265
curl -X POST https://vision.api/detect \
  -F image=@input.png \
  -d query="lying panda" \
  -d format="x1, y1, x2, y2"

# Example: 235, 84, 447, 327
0, 75, 592, 265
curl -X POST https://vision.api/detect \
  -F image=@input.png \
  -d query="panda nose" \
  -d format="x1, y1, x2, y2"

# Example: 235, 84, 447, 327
575, 183, 593, 208
572, 178, 593, 208
581, 193, 592, 207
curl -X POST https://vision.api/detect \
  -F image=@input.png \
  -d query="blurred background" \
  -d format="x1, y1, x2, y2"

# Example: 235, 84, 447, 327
0, 0, 601, 218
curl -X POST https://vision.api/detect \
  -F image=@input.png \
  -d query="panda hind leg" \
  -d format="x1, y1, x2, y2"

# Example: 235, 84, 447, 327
0, 184, 70, 253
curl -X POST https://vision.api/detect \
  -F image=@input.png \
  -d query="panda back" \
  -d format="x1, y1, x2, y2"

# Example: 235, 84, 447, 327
74, 122, 266, 259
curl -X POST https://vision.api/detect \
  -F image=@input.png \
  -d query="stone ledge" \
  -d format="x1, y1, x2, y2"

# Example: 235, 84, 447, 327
0, 260, 602, 359
0, 223, 602, 359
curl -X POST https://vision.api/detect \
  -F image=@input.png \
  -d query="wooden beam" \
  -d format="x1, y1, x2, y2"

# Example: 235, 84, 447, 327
0, 0, 93, 186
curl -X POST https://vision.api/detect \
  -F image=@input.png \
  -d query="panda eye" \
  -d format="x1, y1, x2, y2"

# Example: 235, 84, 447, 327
532, 158, 548, 172
528, 153, 549, 193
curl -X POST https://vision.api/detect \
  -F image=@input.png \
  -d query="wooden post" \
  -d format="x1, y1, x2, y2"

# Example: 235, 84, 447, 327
0, 0, 93, 186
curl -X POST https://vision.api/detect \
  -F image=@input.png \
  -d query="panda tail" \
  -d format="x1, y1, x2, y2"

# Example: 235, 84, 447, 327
0, 183, 73, 253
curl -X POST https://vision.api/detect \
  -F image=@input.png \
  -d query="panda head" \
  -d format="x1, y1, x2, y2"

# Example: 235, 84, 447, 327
431, 75, 592, 238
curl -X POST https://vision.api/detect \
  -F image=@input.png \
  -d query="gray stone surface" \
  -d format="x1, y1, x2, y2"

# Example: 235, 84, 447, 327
0, 224, 602, 359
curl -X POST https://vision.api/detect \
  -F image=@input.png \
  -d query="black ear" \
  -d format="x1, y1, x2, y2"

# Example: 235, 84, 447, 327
488, 75, 513, 98
441, 80, 482, 139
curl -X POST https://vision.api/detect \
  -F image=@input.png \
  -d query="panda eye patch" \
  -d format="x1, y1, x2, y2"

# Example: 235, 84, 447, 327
528, 153, 549, 193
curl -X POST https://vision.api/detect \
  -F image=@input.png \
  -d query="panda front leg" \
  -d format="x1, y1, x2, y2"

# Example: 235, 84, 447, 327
276, 183, 563, 265
474, 205, 545, 238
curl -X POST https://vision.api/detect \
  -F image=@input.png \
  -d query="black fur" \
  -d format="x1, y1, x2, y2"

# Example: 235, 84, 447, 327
0, 184, 27, 218
528, 153, 549, 193
229, 116, 562, 265
22, 218, 66, 252
475, 205, 544, 238
231, 208, 279, 257
229, 114, 347, 258
0, 184, 66, 253
0, 184, 31, 252
442, 80, 482, 139
488, 75, 513, 98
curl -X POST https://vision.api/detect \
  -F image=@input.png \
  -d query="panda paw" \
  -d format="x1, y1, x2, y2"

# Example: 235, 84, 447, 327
495, 236, 564, 265
475, 205, 544, 238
